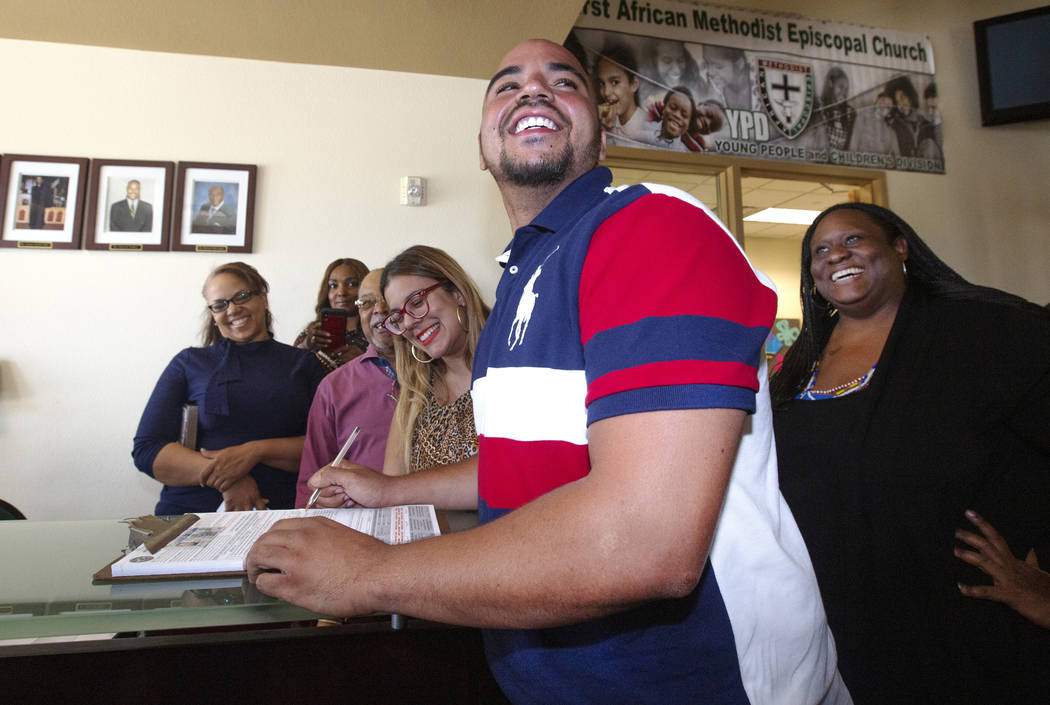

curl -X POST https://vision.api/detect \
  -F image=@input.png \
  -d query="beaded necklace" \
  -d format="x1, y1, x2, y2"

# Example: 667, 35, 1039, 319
796, 362, 877, 400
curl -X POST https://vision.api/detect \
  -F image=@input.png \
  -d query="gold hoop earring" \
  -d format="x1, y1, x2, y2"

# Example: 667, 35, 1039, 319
456, 306, 465, 328
411, 345, 433, 364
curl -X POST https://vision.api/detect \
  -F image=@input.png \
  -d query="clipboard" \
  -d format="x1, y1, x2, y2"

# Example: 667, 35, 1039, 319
93, 557, 246, 583
92, 512, 235, 583
92, 508, 451, 584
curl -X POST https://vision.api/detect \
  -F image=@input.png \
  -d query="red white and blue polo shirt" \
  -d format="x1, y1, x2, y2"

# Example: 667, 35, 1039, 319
471, 167, 848, 705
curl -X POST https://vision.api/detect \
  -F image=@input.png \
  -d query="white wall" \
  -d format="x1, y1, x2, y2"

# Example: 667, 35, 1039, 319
0, 39, 509, 520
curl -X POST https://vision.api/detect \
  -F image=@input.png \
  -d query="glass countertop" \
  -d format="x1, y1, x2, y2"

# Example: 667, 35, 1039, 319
0, 519, 320, 641
0, 511, 478, 643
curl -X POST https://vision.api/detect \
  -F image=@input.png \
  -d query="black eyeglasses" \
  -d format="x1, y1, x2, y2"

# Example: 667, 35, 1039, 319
383, 280, 449, 335
207, 289, 258, 313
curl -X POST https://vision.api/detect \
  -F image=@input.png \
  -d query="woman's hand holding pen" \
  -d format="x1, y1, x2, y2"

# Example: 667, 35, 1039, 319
199, 442, 259, 491
307, 462, 388, 509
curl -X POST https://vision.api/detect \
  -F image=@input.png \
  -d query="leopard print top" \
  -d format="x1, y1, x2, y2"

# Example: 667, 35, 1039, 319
409, 389, 478, 473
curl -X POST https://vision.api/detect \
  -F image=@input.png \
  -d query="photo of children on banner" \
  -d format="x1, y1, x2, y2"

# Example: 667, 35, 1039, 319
568, 21, 943, 172
586, 40, 723, 152
645, 86, 724, 152
885, 75, 942, 159
638, 38, 706, 109
845, 77, 941, 159
700, 44, 759, 111
595, 44, 653, 145
849, 90, 900, 156
815, 66, 857, 152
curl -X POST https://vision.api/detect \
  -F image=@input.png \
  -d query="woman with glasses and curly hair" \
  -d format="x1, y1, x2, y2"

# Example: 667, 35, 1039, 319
294, 257, 370, 373
133, 262, 325, 514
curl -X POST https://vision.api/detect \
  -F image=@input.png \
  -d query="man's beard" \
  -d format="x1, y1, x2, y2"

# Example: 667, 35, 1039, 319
494, 136, 602, 188
496, 143, 575, 187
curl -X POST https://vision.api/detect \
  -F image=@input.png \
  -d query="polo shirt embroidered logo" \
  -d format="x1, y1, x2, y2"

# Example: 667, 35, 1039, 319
507, 245, 559, 351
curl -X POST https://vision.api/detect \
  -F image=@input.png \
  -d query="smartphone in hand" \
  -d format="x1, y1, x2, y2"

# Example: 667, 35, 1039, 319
320, 308, 348, 351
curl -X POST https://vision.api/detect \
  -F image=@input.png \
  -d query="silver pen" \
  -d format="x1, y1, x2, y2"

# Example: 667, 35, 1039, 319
304, 426, 360, 510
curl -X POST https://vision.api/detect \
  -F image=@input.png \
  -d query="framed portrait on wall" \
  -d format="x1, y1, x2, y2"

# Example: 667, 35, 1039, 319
0, 154, 89, 250
84, 159, 175, 251
171, 162, 256, 253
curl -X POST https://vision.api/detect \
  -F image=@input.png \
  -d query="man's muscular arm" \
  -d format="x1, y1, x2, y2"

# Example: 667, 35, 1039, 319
246, 407, 741, 628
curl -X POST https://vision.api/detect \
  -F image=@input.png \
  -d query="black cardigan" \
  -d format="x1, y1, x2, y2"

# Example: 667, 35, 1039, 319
775, 285, 1050, 704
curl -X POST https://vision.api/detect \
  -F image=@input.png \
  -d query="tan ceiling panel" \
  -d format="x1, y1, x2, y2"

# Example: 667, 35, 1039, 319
779, 192, 847, 210
766, 178, 824, 193
741, 177, 775, 192
609, 169, 655, 185
744, 221, 806, 239
765, 223, 809, 238
690, 184, 720, 204
743, 221, 777, 237
744, 189, 807, 209
1, 0, 583, 80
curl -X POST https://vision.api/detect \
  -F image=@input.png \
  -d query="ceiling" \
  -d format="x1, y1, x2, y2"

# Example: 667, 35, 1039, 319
740, 177, 865, 239
1, 0, 583, 81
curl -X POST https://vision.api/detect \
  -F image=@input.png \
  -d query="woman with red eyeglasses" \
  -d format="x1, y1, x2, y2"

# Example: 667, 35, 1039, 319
133, 262, 325, 514
375, 246, 491, 476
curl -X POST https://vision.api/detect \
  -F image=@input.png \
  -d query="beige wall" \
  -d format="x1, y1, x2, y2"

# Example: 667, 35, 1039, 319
0, 39, 509, 519
2, 0, 1048, 520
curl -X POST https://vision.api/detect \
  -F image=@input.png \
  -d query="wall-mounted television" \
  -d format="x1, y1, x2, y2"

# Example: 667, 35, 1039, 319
974, 5, 1050, 126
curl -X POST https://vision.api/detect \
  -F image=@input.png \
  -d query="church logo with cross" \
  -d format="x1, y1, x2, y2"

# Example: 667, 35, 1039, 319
757, 58, 814, 139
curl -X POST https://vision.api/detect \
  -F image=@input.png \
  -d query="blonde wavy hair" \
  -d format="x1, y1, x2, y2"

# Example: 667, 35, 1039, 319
380, 246, 490, 472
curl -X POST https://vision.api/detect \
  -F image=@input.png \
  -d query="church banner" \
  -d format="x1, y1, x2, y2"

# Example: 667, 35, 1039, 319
570, 1, 944, 173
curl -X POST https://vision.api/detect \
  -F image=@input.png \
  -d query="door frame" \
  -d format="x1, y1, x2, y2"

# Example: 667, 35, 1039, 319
602, 145, 888, 244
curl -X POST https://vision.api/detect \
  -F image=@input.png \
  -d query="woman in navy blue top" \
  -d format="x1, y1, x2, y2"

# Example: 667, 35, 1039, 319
133, 262, 325, 515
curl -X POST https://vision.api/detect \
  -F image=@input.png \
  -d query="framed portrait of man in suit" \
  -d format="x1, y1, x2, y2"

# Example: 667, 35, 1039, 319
84, 159, 175, 251
171, 162, 256, 253
0, 154, 89, 250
